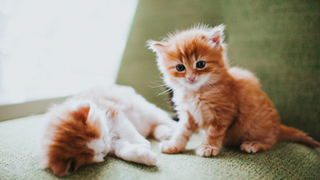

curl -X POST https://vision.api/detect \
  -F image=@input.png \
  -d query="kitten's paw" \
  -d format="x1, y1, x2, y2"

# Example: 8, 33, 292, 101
137, 139, 151, 150
92, 153, 106, 163
159, 140, 185, 154
153, 125, 173, 141
240, 141, 266, 153
136, 148, 157, 166
196, 145, 219, 157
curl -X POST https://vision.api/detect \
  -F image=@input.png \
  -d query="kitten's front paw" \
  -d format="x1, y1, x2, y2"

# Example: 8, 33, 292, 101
196, 145, 219, 157
159, 140, 185, 154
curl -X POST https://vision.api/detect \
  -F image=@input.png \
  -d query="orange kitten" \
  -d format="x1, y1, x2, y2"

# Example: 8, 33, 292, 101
148, 24, 320, 157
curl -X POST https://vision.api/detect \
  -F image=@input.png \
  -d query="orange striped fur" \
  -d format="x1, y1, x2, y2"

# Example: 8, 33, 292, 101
42, 105, 101, 176
148, 24, 320, 156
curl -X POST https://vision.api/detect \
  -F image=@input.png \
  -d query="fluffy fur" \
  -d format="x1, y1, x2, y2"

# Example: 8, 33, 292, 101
39, 85, 177, 176
147, 24, 320, 157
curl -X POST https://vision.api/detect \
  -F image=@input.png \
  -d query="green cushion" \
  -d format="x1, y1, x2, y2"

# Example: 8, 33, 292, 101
1, 115, 319, 179
116, 0, 320, 141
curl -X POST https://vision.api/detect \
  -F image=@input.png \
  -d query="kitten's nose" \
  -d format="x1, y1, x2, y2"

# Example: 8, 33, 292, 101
187, 75, 196, 82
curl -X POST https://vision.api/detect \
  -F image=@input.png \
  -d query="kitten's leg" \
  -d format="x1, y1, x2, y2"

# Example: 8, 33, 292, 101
115, 112, 152, 150
196, 123, 229, 157
149, 110, 177, 141
240, 117, 278, 153
240, 138, 277, 153
112, 139, 157, 166
152, 124, 174, 141
140, 108, 177, 141
130, 94, 177, 140
159, 111, 198, 154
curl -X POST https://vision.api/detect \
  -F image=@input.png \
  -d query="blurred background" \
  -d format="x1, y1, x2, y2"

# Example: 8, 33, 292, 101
0, 0, 319, 141
0, 0, 138, 105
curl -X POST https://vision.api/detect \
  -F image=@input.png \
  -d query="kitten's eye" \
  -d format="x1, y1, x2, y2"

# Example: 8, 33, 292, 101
196, 61, 206, 68
176, 64, 185, 72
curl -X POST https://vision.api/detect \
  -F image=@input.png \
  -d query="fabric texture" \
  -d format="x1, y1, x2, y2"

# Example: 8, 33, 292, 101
0, 115, 319, 179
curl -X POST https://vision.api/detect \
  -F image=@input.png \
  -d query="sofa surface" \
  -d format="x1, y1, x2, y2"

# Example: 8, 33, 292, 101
0, 115, 319, 179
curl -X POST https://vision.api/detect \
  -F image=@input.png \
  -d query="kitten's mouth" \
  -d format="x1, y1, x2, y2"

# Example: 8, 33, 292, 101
187, 80, 197, 84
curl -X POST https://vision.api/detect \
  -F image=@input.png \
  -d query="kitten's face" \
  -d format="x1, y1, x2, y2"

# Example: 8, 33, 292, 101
148, 25, 227, 91
41, 102, 112, 177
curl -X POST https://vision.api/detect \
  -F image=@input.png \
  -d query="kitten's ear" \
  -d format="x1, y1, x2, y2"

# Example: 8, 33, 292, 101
74, 103, 90, 125
147, 40, 167, 56
50, 159, 72, 177
207, 24, 225, 49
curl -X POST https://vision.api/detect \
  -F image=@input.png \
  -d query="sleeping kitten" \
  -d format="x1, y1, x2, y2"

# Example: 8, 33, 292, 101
39, 85, 177, 176
147, 24, 320, 157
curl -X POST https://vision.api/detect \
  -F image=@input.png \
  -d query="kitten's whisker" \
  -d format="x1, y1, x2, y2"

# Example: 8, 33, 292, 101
157, 88, 172, 97
149, 81, 167, 88
155, 74, 164, 80
148, 84, 166, 88
150, 79, 165, 84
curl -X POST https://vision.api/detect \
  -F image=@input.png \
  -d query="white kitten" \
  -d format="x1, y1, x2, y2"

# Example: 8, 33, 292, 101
39, 85, 177, 177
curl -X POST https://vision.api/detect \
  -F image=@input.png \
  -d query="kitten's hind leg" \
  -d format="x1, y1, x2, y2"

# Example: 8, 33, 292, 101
114, 111, 151, 149
131, 93, 177, 136
240, 139, 277, 153
152, 124, 174, 141
112, 139, 157, 166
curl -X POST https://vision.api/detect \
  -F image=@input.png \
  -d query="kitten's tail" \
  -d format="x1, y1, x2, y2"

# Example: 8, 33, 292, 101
278, 124, 320, 147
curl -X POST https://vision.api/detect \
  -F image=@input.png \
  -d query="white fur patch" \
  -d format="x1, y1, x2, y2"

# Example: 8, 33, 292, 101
178, 74, 211, 91
87, 139, 105, 155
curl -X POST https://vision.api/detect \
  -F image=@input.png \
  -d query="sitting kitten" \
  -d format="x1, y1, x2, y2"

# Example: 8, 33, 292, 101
39, 85, 177, 176
147, 24, 320, 157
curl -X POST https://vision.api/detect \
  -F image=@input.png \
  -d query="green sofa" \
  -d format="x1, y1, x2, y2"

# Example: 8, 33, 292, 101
1, 0, 319, 179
